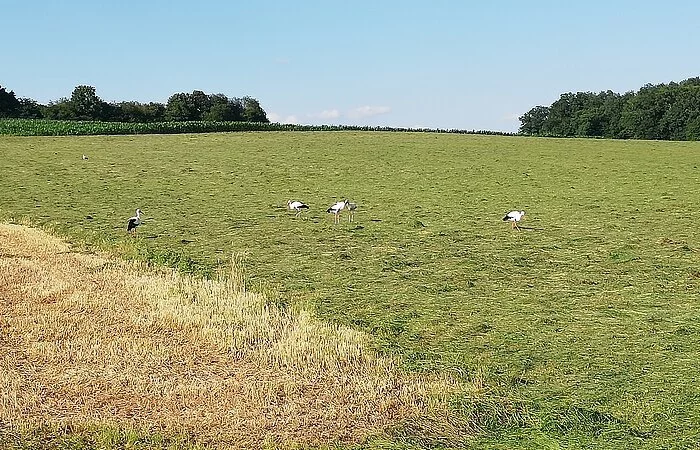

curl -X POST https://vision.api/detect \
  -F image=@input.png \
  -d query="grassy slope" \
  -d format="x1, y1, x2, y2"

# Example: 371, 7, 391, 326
1, 132, 700, 448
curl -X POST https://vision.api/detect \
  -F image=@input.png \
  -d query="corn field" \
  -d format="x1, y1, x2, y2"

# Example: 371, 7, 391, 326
0, 118, 513, 136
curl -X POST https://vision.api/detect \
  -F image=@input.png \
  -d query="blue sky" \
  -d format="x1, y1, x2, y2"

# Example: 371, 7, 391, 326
3, 1, 699, 132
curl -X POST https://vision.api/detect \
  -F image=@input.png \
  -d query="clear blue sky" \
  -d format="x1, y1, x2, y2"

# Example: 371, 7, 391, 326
3, 1, 699, 132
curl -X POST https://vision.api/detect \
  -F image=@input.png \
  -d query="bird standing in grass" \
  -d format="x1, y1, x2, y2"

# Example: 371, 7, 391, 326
82, 154, 89, 160
346, 201, 357, 222
127, 209, 143, 234
503, 210, 525, 230
327, 200, 347, 224
287, 200, 310, 217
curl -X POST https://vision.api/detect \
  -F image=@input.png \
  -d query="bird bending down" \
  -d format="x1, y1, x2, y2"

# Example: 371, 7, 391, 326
327, 199, 347, 224
82, 154, 89, 160
287, 200, 310, 217
503, 210, 525, 230
346, 201, 357, 222
127, 209, 143, 234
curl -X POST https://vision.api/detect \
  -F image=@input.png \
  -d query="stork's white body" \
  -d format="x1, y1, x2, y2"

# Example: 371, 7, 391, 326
287, 200, 309, 217
503, 210, 525, 230
327, 200, 347, 224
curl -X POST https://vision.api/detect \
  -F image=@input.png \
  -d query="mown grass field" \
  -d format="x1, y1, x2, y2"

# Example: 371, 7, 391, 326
1, 132, 700, 448
2, 222, 466, 449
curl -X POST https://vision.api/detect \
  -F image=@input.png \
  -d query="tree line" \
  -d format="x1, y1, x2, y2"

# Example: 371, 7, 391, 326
519, 77, 700, 140
0, 85, 269, 123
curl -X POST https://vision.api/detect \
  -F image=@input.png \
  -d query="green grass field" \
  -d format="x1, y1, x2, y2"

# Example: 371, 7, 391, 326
2, 132, 700, 448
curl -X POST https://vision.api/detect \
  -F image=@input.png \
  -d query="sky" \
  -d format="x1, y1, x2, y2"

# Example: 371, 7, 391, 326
3, 1, 699, 132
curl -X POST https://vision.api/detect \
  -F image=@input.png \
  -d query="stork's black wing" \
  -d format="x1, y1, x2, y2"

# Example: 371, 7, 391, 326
127, 218, 139, 231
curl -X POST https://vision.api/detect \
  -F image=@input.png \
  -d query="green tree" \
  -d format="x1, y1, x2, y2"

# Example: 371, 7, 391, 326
542, 93, 578, 136
143, 102, 166, 122
570, 92, 604, 137
116, 101, 147, 122
69, 85, 105, 120
202, 94, 243, 121
165, 93, 195, 121
518, 106, 549, 135
686, 117, 700, 140
165, 90, 219, 121
17, 98, 43, 118
0, 86, 21, 118
43, 98, 74, 120
242, 96, 269, 122
599, 91, 627, 138
619, 84, 676, 139
660, 84, 700, 140
189, 90, 210, 120
114, 101, 164, 122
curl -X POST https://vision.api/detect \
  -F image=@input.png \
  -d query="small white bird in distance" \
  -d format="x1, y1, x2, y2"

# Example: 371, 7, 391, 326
503, 210, 525, 230
287, 200, 310, 217
327, 199, 347, 224
127, 209, 143, 234
82, 154, 89, 160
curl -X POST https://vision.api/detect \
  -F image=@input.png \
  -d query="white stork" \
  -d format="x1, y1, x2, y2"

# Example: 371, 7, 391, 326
346, 201, 357, 222
287, 200, 310, 217
327, 199, 347, 224
82, 154, 89, 160
503, 210, 525, 230
127, 209, 143, 234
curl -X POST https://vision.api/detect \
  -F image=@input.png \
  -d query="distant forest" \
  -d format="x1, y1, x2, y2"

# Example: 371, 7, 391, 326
0, 85, 269, 123
519, 77, 700, 141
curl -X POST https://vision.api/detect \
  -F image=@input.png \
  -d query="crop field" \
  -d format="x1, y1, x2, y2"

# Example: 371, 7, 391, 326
1, 131, 700, 448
